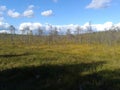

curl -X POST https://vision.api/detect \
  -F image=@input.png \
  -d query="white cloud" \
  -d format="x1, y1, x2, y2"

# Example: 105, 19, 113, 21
116, 23, 120, 28
8, 10, 21, 18
0, 12, 3, 16
0, 5, 7, 11
0, 17, 4, 22
0, 6, 7, 21
0, 21, 10, 29
44, 24, 81, 34
41, 10, 53, 17
7, 5, 34, 18
86, 0, 112, 9
19, 22, 42, 31
23, 10, 34, 18
60, 24, 80, 33
0, 30, 9, 34
22, 5, 34, 18
82, 22, 113, 31
44, 22, 116, 34
4, 21, 120, 35
28, 5, 35, 10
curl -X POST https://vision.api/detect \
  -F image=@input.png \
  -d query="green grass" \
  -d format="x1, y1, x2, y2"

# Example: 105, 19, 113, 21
0, 35, 120, 90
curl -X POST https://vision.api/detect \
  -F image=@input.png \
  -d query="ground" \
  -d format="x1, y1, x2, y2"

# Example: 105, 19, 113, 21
0, 43, 120, 90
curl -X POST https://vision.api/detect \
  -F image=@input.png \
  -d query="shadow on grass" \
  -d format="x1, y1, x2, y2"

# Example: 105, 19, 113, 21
0, 61, 119, 90
0, 52, 30, 58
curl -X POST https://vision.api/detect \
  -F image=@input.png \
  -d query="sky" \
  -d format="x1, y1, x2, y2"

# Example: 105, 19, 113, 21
0, 0, 120, 33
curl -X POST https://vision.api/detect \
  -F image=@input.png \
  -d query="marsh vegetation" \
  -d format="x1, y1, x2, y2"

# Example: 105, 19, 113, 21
0, 28, 120, 90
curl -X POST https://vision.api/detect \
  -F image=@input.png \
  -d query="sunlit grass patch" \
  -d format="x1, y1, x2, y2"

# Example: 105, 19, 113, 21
0, 40, 120, 90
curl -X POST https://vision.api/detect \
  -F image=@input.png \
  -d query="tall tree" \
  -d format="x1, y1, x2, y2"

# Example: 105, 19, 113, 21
86, 21, 93, 44
9, 25, 16, 45
38, 28, 43, 36
86, 21, 93, 33
75, 26, 83, 43
9, 25, 15, 34
66, 28, 73, 43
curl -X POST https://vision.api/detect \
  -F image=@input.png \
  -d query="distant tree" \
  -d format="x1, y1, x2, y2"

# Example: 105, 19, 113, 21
23, 26, 32, 44
9, 25, 15, 34
25, 26, 30, 35
66, 28, 71, 36
76, 26, 81, 35
107, 25, 118, 45
9, 25, 16, 45
53, 27, 59, 36
86, 21, 93, 33
38, 28, 43, 36
21, 29, 25, 35
49, 26, 59, 44
75, 26, 83, 43
47, 24, 53, 46
53, 27, 59, 43
29, 30, 33, 35
86, 21, 93, 44
66, 28, 73, 43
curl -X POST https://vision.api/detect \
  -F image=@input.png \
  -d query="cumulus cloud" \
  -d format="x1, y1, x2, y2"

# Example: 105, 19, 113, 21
1, 21, 119, 35
0, 5, 7, 11
95, 22, 111, 31
28, 5, 35, 10
8, 10, 21, 18
23, 9, 34, 18
116, 23, 120, 28
82, 22, 114, 31
0, 30, 9, 34
0, 21, 10, 30
44, 22, 117, 34
59, 24, 80, 34
0, 5, 7, 21
86, 0, 112, 9
23, 5, 34, 18
41, 10, 53, 17
19, 22, 42, 31
43, 24, 82, 34
7, 5, 35, 18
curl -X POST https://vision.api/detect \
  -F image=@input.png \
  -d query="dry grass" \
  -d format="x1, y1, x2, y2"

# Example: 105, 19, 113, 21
0, 35, 120, 90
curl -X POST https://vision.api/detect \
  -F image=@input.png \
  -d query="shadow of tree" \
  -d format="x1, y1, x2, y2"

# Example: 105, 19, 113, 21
0, 52, 30, 58
80, 69, 120, 90
0, 61, 119, 90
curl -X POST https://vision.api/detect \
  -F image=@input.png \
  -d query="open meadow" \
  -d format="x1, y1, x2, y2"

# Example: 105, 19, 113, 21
0, 33, 120, 90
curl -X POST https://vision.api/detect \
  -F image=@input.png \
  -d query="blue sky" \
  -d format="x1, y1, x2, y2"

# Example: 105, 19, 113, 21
0, 0, 120, 33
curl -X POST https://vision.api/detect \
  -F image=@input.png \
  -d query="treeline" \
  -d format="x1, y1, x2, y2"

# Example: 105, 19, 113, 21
0, 25, 120, 46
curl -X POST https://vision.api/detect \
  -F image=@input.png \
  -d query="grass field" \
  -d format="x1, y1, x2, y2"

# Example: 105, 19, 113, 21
0, 35, 120, 90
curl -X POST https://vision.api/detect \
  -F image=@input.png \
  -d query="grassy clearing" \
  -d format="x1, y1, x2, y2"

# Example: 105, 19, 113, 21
0, 44, 120, 90
0, 35, 120, 90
